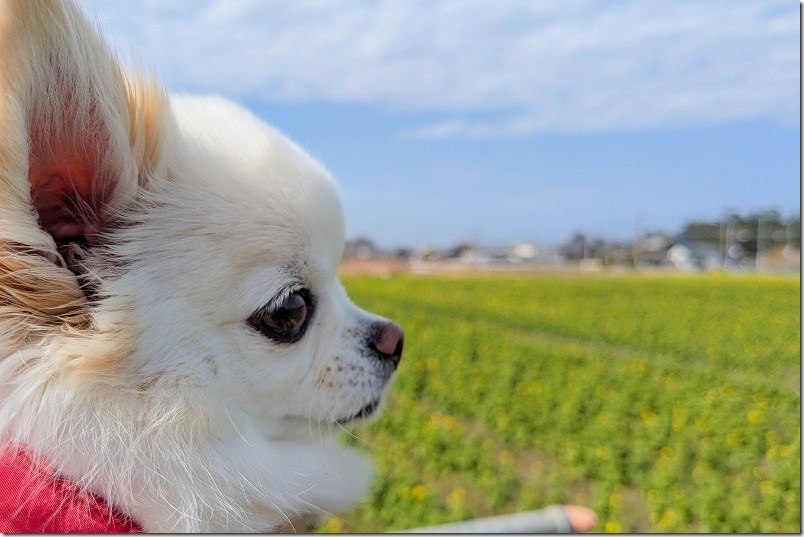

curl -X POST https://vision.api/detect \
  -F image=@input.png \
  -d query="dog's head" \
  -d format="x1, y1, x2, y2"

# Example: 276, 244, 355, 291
115, 95, 404, 440
0, 0, 402, 443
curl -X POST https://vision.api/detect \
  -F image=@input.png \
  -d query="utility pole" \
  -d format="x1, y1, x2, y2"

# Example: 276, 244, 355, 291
756, 214, 764, 272
633, 216, 644, 269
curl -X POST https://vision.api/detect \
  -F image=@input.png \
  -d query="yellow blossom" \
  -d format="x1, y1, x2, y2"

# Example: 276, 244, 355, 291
446, 486, 466, 508
746, 409, 763, 425
325, 517, 342, 532
410, 484, 427, 501
658, 446, 674, 460
726, 432, 741, 447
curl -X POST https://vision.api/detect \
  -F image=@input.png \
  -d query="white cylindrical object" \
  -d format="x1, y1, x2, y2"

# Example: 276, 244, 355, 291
402, 506, 574, 534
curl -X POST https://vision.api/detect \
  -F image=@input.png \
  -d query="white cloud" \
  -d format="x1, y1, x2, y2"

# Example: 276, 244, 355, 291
80, 0, 798, 138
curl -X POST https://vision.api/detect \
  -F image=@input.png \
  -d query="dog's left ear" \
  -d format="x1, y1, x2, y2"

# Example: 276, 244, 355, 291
0, 0, 166, 253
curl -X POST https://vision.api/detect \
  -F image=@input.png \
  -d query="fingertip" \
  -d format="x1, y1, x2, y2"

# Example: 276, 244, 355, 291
563, 505, 598, 532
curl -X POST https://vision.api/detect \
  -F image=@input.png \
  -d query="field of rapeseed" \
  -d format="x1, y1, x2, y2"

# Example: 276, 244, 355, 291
319, 273, 800, 533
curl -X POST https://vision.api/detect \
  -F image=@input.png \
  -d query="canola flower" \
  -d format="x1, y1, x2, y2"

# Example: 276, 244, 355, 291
325, 274, 799, 533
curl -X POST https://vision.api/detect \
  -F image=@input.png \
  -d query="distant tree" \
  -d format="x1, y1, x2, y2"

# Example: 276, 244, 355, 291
563, 232, 587, 261
679, 221, 720, 245
680, 211, 800, 261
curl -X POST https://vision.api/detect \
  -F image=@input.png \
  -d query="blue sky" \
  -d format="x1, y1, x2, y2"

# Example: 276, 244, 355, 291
79, 0, 800, 249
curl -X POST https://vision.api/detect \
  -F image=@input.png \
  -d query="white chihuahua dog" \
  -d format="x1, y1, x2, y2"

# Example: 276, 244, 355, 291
0, 0, 403, 532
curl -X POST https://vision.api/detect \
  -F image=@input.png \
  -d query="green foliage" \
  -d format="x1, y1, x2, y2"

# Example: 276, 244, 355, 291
317, 274, 800, 533
680, 210, 801, 252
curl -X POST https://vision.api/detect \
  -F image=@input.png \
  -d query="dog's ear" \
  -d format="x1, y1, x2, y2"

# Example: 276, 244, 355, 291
0, 0, 168, 336
0, 0, 167, 253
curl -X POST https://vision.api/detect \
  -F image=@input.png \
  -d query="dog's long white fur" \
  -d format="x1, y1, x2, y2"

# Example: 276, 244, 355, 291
0, 0, 392, 531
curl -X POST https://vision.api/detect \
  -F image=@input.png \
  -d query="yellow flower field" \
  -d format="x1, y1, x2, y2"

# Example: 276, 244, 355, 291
319, 273, 800, 533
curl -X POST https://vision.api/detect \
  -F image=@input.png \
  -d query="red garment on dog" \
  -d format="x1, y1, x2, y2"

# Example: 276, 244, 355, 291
0, 448, 142, 533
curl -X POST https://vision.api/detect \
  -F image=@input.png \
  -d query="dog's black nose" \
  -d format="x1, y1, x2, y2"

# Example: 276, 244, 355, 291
370, 321, 404, 369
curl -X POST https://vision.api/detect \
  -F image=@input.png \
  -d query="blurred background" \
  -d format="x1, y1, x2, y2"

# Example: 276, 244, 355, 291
77, 1, 801, 533
79, 0, 799, 274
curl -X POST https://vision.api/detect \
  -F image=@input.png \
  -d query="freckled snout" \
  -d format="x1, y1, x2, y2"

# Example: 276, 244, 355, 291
369, 321, 404, 369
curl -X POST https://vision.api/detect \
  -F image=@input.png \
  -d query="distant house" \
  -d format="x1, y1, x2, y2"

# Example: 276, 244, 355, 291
666, 241, 721, 271
444, 243, 481, 261
633, 234, 672, 267
634, 234, 723, 271
343, 237, 380, 259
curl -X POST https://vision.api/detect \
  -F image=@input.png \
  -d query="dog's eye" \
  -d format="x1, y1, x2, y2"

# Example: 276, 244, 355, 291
248, 290, 313, 343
